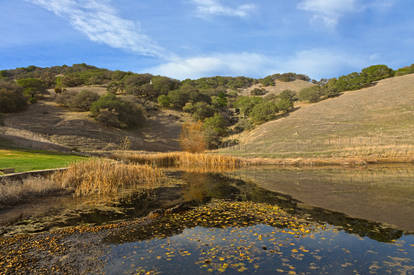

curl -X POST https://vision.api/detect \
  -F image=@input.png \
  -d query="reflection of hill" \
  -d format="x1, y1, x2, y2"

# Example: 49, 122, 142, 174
105, 172, 405, 245
230, 166, 414, 232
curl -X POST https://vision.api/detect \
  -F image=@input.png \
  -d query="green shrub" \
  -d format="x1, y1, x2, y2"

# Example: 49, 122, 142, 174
0, 81, 27, 113
90, 93, 145, 129
167, 90, 190, 109
259, 76, 275, 86
395, 64, 414, 76
250, 88, 268, 96
16, 78, 47, 103
157, 95, 170, 107
191, 102, 215, 121
234, 118, 254, 133
203, 113, 229, 149
250, 101, 279, 123
277, 98, 294, 112
56, 90, 99, 111
70, 90, 100, 111
234, 96, 264, 117
279, 90, 297, 102
299, 86, 323, 103
361, 65, 394, 82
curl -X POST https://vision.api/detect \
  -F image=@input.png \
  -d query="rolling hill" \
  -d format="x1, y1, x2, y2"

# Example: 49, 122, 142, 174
240, 79, 315, 96
221, 74, 414, 160
0, 91, 189, 153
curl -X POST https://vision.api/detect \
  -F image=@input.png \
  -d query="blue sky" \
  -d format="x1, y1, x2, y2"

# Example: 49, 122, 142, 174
1, 0, 413, 80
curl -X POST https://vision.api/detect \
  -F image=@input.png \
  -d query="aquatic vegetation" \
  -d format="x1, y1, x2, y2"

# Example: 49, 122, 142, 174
113, 151, 245, 172
53, 158, 167, 196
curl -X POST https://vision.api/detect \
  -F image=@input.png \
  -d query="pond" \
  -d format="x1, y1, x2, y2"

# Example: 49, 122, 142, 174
1, 166, 414, 274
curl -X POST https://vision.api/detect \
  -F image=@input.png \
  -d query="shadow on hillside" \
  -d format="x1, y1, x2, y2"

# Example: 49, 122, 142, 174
272, 106, 300, 121
0, 133, 70, 152
2, 101, 182, 152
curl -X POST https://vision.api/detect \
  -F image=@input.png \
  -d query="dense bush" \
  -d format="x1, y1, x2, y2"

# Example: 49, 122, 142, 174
250, 88, 268, 96
277, 97, 294, 112
250, 101, 279, 123
260, 73, 311, 85
203, 113, 229, 149
166, 90, 190, 109
395, 64, 414, 76
16, 78, 47, 103
56, 91, 77, 107
90, 93, 145, 128
0, 81, 27, 113
299, 86, 323, 103
157, 95, 170, 107
71, 90, 100, 111
182, 76, 256, 90
258, 76, 275, 86
279, 90, 297, 102
233, 118, 254, 133
361, 65, 394, 82
233, 96, 264, 117
189, 102, 215, 121
151, 76, 180, 95
56, 90, 99, 111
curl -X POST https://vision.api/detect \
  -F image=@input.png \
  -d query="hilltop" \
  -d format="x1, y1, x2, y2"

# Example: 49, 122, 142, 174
220, 74, 414, 161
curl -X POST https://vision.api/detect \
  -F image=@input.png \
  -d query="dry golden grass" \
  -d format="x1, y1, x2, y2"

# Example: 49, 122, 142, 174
53, 158, 166, 196
113, 152, 246, 172
0, 177, 65, 208
240, 79, 315, 97
224, 74, 414, 160
179, 121, 206, 153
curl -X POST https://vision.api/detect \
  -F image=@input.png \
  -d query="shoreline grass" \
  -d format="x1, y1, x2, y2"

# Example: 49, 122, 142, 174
0, 177, 68, 209
53, 158, 166, 196
113, 151, 246, 172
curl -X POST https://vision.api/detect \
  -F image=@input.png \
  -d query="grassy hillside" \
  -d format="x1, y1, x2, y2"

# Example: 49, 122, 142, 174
240, 79, 314, 96
221, 74, 414, 160
0, 92, 189, 153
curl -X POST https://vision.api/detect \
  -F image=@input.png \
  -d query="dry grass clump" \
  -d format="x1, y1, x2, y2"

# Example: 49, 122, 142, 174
53, 158, 166, 196
179, 121, 206, 153
0, 177, 65, 208
114, 152, 245, 172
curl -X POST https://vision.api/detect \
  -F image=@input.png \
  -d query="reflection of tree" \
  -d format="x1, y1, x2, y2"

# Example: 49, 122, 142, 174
105, 173, 406, 245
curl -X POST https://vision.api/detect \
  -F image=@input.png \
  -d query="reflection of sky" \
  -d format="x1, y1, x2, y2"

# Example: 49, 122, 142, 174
104, 224, 414, 274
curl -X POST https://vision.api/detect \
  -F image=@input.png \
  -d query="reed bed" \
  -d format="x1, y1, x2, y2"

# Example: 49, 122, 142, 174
0, 177, 65, 208
113, 152, 246, 172
53, 158, 166, 196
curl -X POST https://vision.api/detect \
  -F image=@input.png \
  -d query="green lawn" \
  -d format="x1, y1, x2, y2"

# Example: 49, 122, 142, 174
0, 149, 87, 173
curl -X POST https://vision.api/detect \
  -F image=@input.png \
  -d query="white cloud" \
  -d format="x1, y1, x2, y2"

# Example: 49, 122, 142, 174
297, 0, 358, 27
28, 0, 170, 58
298, 0, 395, 27
191, 0, 255, 18
148, 53, 271, 79
147, 49, 371, 80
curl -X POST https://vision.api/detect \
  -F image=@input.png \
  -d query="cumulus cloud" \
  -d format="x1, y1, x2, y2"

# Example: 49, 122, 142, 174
147, 49, 371, 80
191, 0, 255, 18
28, 0, 170, 58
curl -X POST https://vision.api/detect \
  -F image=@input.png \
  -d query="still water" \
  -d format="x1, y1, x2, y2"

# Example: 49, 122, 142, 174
1, 166, 414, 274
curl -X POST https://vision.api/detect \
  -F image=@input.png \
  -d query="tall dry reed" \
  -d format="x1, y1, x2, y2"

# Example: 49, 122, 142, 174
113, 152, 246, 172
0, 177, 65, 208
53, 158, 166, 196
